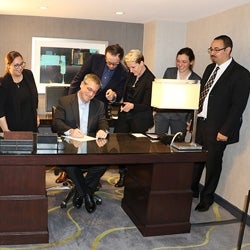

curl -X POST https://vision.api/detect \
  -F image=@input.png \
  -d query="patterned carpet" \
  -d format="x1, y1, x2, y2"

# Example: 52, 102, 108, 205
0, 167, 249, 250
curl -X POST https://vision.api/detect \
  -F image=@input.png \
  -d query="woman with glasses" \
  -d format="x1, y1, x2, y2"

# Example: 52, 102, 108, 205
0, 51, 39, 132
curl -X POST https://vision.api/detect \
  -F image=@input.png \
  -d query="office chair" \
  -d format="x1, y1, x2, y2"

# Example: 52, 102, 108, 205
51, 106, 102, 209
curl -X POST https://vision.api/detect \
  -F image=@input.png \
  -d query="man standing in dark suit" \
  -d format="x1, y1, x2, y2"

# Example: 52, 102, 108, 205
192, 35, 250, 212
68, 44, 128, 112
53, 73, 109, 213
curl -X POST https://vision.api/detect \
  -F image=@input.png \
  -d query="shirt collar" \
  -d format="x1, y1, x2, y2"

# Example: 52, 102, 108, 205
216, 57, 232, 71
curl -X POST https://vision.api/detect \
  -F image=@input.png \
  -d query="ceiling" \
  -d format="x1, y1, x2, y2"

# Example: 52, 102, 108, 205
0, 0, 250, 24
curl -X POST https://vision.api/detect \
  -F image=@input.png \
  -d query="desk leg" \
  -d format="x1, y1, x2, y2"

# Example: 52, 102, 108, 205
0, 164, 48, 245
121, 162, 193, 236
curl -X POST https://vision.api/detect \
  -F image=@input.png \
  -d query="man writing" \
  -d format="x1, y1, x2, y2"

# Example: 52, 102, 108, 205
53, 73, 109, 213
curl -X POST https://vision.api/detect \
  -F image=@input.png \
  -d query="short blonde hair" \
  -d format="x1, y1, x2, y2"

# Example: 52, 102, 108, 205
124, 49, 144, 64
83, 73, 102, 88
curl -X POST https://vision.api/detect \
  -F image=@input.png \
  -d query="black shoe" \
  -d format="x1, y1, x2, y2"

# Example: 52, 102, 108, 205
195, 201, 213, 212
84, 193, 96, 213
72, 193, 83, 209
115, 169, 127, 187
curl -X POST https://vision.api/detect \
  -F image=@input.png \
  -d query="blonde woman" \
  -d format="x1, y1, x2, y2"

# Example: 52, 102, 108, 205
114, 49, 155, 187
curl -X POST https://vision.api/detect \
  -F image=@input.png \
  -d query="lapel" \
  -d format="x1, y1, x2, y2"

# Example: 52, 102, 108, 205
132, 68, 148, 97
70, 94, 80, 127
87, 100, 94, 131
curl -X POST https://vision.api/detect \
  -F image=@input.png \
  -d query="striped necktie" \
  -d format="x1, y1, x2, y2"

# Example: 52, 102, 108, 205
198, 66, 219, 112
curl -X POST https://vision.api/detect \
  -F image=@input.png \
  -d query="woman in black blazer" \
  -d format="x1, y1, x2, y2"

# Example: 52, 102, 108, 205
114, 49, 155, 187
0, 51, 39, 132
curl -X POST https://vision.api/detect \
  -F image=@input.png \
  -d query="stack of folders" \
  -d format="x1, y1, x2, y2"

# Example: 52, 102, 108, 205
36, 133, 64, 153
0, 131, 34, 154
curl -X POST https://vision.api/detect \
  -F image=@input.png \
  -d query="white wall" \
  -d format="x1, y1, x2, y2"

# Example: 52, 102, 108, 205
143, 20, 186, 78
187, 3, 250, 210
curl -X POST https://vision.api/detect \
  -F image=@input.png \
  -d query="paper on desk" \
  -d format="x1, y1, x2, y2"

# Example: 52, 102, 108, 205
131, 133, 147, 138
62, 135, 96, 142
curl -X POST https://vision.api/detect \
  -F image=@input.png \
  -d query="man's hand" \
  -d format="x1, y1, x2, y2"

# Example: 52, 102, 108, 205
70, 128, 84, 138
69, 139, 83, 148
96, 138, 108, 147
96, 130, 108, 139
105, 89, 117, 101
217, 132, 228, 141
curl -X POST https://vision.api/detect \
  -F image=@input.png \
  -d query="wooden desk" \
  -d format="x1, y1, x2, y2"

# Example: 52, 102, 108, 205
0, 134, 206, 244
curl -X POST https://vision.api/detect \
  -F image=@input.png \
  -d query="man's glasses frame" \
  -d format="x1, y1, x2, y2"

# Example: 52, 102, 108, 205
207, 47, 227, 54
106, 61, 120, 67
84, 82, 100, 95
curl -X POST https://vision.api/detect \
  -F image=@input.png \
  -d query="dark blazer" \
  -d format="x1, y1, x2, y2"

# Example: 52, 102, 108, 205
115, 66, 155, 132
201, 59, 250, 144
53, 93, 109, 136
163, 67, 201, 81
68, 54, 128, 108
0, 69, 38, 131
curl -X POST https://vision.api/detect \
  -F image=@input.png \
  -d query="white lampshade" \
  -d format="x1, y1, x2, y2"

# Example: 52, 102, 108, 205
151, 79, 202, 150
151, 79, 200, 110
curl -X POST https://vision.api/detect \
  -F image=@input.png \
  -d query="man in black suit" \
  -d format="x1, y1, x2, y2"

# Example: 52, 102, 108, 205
53, 73, 109, 213
192, 35, 250, 212
68, 44, 128, 112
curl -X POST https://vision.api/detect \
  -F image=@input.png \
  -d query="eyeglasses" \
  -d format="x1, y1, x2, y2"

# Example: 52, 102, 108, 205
106, 61, 120, 67
13, 61, 26, 69
84, 82, 99, 95
207, 47, 227, 54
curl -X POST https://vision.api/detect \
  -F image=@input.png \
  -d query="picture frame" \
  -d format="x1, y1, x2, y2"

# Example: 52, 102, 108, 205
31, 37, 108, 93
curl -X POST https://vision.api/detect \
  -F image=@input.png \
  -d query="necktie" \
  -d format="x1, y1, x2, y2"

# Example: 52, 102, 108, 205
198, 66, 219, 112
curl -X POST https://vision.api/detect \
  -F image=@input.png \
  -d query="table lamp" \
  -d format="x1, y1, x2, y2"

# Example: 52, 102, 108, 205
151, 79, 202, 150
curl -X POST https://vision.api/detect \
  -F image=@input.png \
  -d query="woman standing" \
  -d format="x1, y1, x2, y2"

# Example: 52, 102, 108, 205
114, 49, 155, 187
154, 47, 201, 139
0, 51, 39, 132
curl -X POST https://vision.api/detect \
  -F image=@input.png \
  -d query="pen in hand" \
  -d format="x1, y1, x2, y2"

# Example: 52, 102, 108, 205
71, 125, 84, 138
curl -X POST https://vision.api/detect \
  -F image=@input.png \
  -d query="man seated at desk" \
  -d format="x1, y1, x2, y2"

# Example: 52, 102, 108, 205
53, 73, 109, 213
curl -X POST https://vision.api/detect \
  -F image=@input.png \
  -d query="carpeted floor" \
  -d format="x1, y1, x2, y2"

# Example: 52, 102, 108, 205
1, 167, 250, 250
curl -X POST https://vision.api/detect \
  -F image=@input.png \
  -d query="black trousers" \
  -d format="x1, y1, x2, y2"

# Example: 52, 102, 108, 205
63, 165, 107, 197
192, 119, 227, 204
